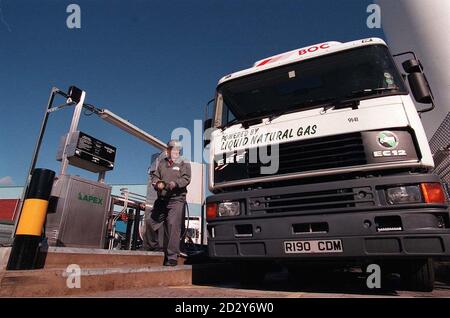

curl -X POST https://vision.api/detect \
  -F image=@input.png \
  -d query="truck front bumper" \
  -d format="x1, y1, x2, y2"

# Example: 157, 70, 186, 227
206, 174, 450, 260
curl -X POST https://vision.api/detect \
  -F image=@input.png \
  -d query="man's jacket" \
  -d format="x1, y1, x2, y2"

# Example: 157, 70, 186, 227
151, 157, 191, 201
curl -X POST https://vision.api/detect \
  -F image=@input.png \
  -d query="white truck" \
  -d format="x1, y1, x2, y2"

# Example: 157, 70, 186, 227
204, 38, 450, 291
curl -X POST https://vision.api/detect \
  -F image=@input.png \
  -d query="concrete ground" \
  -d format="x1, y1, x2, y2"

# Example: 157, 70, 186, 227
85, 267, 450, 298
2, 246, 449, 298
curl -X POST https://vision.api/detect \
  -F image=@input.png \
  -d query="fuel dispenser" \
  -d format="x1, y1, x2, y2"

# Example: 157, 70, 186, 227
47, 131, 116, 248
13, 85, 167, 250
13, 85, 205, 254
46, 175, 111, 248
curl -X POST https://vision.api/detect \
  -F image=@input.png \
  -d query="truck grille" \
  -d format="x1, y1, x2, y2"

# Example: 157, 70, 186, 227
249, 186, 375, 215
247, 132, 367, 177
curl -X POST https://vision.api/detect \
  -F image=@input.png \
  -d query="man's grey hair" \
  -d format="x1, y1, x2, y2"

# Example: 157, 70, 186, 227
167, 139, 182, 149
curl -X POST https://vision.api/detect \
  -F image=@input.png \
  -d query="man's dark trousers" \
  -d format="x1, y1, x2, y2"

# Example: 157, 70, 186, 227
148, 198, 185, 262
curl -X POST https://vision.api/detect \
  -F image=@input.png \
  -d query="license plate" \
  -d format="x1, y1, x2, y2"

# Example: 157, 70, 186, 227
284, 239, 343, 254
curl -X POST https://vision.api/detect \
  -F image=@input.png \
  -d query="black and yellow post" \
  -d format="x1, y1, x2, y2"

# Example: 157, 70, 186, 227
7, 168, 55, 270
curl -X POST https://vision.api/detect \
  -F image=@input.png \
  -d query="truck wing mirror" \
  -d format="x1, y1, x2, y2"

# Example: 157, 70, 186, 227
203, 118, 213, 148
402, 59, 421, 74
407, 72, 433, 104
204, 118, 213, 132
203, 98, 215, 147
393, 52, 435, 113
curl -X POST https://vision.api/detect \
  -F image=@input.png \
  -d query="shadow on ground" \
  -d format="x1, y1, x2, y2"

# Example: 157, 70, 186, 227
190, 261, 450, 297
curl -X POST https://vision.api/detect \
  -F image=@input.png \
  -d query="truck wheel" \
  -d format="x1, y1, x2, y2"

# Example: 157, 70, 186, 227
401, 258, 435, 292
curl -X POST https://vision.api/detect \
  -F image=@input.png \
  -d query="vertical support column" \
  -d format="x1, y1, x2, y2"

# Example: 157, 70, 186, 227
131, 207, 141, 250
98, 171, 106, 183
125, 208, 133, 250
59, 90, 86, 176
7, 169, 55, 270
12, 88, 60, 237
201, 164, 206, 246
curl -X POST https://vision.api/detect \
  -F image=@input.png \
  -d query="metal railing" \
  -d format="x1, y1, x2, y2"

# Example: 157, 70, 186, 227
106, 188, 150, 250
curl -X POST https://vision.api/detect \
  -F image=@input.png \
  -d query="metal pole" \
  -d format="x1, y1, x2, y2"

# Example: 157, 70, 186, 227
125, 208, 133, 250
12, 88, 61, 237
201, 164, 206, 246
132, 207, 140, 250
98, 171, 106, 183
59, 91, 86, 176
97, 109, 167, 151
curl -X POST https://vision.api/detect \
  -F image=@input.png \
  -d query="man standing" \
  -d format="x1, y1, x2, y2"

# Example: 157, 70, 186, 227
142, 150, 167, 252
149, 140, 191, 266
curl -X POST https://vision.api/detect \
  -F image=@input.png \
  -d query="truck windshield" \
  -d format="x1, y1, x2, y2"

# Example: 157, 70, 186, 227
217, 45, 407, 126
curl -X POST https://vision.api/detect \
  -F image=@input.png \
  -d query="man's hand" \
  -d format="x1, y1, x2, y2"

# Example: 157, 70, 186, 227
168, 181, 177, 190
156, 181, 166, 191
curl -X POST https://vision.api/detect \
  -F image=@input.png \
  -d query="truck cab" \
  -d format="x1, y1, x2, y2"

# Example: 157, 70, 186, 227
204, 38, 450, 291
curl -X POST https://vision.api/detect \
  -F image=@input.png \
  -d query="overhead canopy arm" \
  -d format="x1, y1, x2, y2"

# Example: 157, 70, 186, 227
82, 102, 166, 151
96, 109, 167, 151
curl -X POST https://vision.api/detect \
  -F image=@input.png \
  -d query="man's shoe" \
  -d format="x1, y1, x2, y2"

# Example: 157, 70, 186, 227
163, 259, 178, 266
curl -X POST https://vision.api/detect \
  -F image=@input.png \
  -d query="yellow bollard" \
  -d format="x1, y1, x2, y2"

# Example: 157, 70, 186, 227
7, 168, 55, 270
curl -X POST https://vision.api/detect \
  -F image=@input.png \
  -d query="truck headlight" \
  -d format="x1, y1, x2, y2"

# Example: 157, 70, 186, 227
218, 201, 241, 217
385, 185, 422, 205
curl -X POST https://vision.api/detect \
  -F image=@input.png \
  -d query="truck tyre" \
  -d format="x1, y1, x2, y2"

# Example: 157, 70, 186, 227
401, 258, 435, 292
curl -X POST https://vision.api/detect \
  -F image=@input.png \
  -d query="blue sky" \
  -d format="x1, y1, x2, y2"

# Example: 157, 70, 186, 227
0, 0, 384, 186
